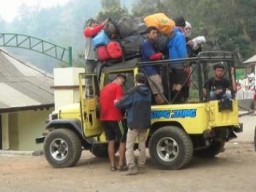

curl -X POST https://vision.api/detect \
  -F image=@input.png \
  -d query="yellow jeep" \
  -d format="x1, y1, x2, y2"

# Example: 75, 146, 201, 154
36, 51, 242, 169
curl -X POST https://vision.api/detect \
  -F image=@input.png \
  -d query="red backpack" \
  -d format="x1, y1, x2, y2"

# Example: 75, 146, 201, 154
96, 45, 111, 61
107, 41, 123, 59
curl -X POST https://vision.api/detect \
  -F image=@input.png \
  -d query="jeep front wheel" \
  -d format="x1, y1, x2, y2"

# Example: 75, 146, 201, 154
44, 129, 82, 168
149, 126, 193, 170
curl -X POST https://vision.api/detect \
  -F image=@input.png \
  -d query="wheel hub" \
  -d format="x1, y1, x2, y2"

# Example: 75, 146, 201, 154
50, 138, 69, 161
156, 137, 179, 162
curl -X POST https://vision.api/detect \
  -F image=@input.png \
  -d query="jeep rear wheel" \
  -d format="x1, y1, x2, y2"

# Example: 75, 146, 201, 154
149, 126, 193, 170
44, 129, 82, 168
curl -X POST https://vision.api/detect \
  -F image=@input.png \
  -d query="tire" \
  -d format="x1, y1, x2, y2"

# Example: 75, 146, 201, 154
194, 140, 225, 158
149, 126, 193, 170
43, 129, 82, 168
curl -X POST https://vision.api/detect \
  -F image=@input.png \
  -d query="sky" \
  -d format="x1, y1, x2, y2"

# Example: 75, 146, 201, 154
0, 0, 70, 22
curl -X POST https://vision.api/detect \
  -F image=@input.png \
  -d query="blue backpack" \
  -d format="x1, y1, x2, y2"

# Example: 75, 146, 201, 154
92, 30, 110, 49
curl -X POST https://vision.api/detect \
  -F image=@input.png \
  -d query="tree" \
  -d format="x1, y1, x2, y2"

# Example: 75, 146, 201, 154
97, 0, 129, 21
131, 0, 256, 61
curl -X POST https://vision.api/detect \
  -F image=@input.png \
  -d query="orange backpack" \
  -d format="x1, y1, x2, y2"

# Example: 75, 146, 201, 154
144, 13, 175, 35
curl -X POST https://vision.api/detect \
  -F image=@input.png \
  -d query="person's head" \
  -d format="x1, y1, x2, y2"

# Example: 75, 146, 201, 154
213, 63, 225, 79
146, 26, 158, 41
86, 18, 98, 28
184, 21, 192, 37
135, 73, 146, 84
174, 16, 186, 32
114, 74, 126, 86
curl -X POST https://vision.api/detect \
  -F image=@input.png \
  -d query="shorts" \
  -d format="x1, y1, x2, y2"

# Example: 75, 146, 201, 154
148, 74, 164, 95
172, 68, 187, 85
102, 120, 127, 142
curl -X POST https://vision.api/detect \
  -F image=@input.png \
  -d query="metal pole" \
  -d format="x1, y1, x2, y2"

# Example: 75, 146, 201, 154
68, 46, 72, 67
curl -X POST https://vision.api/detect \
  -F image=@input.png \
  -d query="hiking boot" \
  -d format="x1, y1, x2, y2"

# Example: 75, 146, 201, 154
138, 166, 146, 174
126, 166, 138, 175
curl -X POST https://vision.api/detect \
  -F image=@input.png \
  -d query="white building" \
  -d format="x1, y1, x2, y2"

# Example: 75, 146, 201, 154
0, 49, 54, 151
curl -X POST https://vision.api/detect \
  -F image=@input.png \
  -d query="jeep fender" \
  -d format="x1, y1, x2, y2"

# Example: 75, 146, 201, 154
46, 119, 83, 136
37, 119, 92, 149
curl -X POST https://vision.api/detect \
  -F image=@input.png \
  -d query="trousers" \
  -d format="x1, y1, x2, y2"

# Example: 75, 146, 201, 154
125, 128, 147, 168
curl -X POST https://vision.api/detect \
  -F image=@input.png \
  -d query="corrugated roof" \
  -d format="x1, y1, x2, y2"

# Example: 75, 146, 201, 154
0, 49, 54, 112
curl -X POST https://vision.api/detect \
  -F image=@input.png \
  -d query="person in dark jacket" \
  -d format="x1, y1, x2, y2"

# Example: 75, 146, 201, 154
115, 73, 151, 175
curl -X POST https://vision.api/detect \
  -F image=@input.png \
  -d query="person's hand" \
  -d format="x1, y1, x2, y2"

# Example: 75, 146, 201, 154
114, 99, 119, 105
101, 19, 109, 26
215, 89, 223, 95
187, 40, 194, 46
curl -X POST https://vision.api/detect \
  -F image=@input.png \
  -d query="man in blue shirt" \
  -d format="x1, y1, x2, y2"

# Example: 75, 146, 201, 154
167, 16, 188, 103
141, 26, 165, 104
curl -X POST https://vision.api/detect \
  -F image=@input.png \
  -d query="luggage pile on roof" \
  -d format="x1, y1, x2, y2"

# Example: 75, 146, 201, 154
93, 13, 175, 63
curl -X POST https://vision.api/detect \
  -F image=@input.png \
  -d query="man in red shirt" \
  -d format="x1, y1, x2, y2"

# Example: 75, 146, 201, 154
100, 74, 127, 171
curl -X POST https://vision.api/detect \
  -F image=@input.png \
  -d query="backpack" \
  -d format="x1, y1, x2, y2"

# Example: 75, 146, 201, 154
107, 41, 123, 59
117, 16, 145, 39
144, 13, 175, 35
96, 45, 111, 61
92, 30, 110, 48
121, 35, 144, 57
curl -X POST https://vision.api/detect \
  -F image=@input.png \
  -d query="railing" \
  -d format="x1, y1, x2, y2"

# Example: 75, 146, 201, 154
0, 33, 72, 66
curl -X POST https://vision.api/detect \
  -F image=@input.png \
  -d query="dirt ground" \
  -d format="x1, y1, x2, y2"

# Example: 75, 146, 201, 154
0, 115, 256, 192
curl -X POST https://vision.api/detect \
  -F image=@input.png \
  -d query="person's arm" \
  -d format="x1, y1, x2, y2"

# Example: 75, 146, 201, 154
115, 87, 137, 109
115, 94, 132, 110
142, 42, 163, 61
83, 24, 104, 37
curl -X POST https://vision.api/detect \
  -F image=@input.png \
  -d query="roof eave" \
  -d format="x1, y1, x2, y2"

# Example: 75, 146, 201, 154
0, 103, 54, 113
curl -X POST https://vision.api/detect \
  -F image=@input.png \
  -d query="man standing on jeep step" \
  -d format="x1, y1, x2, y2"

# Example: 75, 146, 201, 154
100, 74, 127, 171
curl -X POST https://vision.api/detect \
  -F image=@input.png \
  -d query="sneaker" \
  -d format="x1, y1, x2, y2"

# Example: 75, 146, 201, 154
126, 166, 138, 175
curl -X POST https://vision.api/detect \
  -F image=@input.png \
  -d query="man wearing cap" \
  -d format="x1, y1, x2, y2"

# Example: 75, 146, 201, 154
83, 18, 108, 97
203, 63, 236, 100
167, 16, 188, 103
115, 73, 151, 175
100, 74, 127, 171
